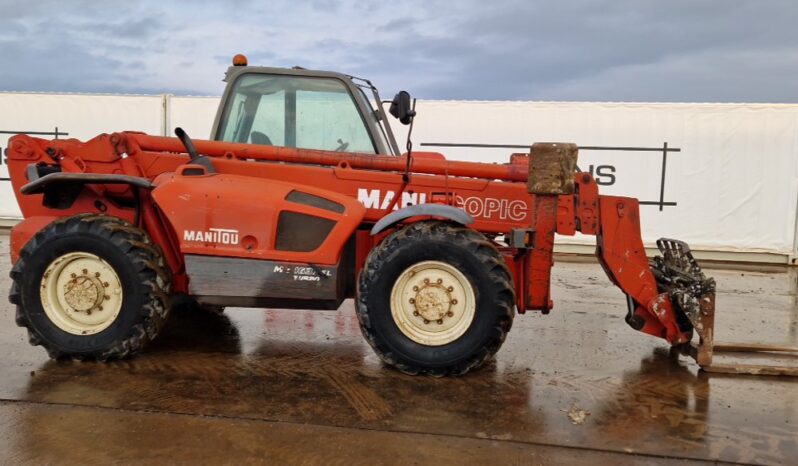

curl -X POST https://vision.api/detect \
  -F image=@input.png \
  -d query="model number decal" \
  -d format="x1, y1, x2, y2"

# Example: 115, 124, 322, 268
183, 228, 240, 245
273, 264, 333, 282
357, 188, 528, 221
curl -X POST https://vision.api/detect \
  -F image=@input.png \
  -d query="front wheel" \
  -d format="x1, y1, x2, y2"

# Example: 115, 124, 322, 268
356, 221, 515, 376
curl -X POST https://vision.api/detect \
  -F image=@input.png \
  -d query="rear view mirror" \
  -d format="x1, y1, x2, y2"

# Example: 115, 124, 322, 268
389, 91, 416, 125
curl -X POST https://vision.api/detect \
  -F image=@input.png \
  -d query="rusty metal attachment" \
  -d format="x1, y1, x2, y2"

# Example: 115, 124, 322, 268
652, 238, 798, 376
527, 143, 578, 195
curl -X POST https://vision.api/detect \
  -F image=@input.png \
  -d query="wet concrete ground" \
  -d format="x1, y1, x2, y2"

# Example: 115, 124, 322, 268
0, 234, 796, 465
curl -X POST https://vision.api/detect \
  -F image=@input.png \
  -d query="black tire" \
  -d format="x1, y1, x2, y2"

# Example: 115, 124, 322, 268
9, 214, 171, 360
356, 221, 515, 376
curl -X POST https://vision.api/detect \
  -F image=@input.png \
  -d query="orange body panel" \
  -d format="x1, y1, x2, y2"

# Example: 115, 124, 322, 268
151, 169, 365, 265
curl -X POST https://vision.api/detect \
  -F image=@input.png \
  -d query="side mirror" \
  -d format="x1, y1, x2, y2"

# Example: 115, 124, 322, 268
389, 91, 416, 125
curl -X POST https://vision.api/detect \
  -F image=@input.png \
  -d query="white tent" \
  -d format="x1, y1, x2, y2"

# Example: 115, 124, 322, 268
2, 93, 796, 263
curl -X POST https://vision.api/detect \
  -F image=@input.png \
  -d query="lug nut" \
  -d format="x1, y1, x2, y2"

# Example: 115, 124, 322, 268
447, 286, 454, 292
86, 310, 92, 315
423, 319, 430, 324
95, 272, 100, 277
437, 278, 442, 284
103, 282, 109, 287
413, 286, 419, 291
413, 311, 419, 316
82, 269, 88, 274
104, 295, 110, 300
451, 299, 458, 305
71, 273, 77, 278
99, 306, 103, 311
447, 311, 454, 317
423, 278, 430, 284
409, 298, 415, 304
436, 319, 443, 325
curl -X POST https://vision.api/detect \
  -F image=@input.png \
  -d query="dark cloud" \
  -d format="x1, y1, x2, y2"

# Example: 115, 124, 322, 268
0, 1, 175, 93
341, 0, 798, 102
0, 0, 796, 102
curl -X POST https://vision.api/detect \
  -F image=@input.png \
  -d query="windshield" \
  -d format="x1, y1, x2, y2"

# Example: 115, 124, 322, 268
217, 73, 378, 153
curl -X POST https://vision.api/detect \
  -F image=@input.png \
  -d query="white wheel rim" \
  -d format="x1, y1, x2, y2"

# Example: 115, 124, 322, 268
390, 260, 476, 346
39, 252, 124, 335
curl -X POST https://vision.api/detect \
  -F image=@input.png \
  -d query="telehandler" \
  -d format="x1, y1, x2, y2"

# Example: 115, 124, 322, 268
6, 55, 794, 375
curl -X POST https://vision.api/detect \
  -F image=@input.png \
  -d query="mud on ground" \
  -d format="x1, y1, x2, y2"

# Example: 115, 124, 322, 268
0, 235, 796, 465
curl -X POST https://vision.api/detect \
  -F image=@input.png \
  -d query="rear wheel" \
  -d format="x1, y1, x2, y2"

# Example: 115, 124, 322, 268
9, 214, 171, 360
356, 221, 515, 376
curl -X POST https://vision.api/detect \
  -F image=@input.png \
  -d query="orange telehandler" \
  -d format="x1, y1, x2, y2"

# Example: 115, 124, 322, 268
6, 55, 795, 375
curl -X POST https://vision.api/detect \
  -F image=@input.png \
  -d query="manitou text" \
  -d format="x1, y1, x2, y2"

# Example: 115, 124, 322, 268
183, 228, 240, 245
357, 188, 529, 221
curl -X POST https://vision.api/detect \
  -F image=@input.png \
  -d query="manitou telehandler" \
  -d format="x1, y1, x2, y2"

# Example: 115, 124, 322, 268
6, 55, 796, 376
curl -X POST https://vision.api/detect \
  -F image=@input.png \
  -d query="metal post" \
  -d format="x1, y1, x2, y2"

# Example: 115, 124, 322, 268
285, 90, 296, 148
791, 189, 798, 264
161, 94, 172, 137
658, 142, 668, 211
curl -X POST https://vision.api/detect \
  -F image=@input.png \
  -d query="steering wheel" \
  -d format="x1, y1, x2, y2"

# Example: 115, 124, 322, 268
335, 138, 349, 152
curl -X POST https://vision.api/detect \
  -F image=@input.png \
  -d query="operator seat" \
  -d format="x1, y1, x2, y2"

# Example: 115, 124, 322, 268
250, 131, 273, 146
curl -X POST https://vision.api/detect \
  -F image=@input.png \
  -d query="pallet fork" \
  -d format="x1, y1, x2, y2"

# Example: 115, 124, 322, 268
654, 239, 798, 376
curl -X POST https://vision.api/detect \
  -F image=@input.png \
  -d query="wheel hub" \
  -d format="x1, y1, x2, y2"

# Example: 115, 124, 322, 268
40, 252, 123, 335
63, 273, 105, 313
412, 280, 456, 324
390, 260, 476, 346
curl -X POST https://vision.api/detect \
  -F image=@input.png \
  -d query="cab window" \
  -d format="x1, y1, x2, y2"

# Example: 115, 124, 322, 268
217, 73, 377, 153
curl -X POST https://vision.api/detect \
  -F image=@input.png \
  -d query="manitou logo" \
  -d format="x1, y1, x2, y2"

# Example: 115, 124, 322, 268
357, 189, 528, 221
357, 189, 428, 210
183, 228, 240, 245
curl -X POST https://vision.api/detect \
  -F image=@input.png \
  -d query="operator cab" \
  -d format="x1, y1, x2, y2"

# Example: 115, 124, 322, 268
212, 56, 407, 156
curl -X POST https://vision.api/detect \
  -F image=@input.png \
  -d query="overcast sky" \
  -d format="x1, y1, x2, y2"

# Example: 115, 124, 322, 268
1, 0, 796, 102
